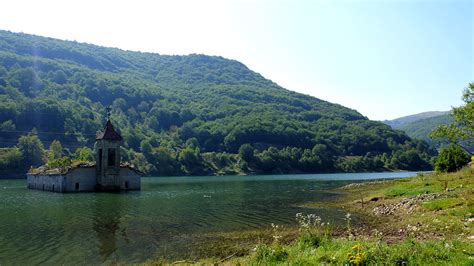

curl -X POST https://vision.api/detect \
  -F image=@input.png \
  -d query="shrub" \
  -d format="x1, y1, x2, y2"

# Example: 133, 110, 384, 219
299, 231, 323, 248
435, 144, 470, 172
253, 244, 288, 263
47, 156, 72, 168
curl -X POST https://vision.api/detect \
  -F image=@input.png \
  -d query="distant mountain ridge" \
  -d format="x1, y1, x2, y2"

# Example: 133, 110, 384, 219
387, 111, 473, 152
383, 111, 450, 129
397, 114, 453, 144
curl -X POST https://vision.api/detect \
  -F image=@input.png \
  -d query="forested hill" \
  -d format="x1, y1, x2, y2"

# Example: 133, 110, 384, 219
0, 30, 435, 176
383, 111, 450, 129
391, 113, 474, 152
397, 114, 453, 144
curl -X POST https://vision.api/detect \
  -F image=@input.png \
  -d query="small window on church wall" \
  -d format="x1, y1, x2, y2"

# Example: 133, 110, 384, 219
98, 149, 103, 168
108, 148, 116, 166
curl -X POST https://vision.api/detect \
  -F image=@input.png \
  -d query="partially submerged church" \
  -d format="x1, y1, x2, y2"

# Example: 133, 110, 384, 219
27, 119, 141, 192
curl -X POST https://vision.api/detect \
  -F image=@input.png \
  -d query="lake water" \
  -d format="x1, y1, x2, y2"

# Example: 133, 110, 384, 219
0, 172, 418, 264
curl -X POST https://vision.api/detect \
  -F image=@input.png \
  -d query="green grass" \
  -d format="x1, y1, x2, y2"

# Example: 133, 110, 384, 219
233, 238, 473, 265
383, 182, 443, 197
422, 197, 465, 211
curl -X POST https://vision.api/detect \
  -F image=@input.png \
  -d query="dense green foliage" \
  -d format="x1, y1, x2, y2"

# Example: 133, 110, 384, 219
434, 144, 470, 172
431, 83, 474, 153
0, 30, 435, 175
18, 132, 45, 167
431, 83, 473, 171
0, 132, 96, 174
0, 147, 22, 171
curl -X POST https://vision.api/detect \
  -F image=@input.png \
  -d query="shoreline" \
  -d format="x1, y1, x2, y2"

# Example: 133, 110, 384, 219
0, 170, 421, 183
154, 167, 473, 265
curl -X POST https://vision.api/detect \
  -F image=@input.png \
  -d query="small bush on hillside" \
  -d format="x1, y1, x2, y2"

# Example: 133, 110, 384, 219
435, 144, 470, 172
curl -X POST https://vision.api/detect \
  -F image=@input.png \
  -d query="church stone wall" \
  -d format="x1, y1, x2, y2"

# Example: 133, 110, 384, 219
27, 174, 65, 192
27, 167, 140, 192
119, 168, 141, 190
27, 168, 97, 192
64, 168, 97, 192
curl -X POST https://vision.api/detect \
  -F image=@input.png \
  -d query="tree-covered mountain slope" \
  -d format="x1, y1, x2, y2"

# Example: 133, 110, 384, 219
397, 114, 453, 142
383, 111, 450, 129
394, 113, 473, 152
0, 30, 435, 176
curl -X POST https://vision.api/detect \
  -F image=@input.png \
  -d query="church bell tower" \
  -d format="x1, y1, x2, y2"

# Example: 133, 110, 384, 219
95, 110, 123, 191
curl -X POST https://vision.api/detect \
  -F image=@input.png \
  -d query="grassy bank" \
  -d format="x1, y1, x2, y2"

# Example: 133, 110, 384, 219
150, 167, 473, 265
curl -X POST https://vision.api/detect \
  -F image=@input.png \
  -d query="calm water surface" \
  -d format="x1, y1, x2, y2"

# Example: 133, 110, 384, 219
0, 172, 418, 264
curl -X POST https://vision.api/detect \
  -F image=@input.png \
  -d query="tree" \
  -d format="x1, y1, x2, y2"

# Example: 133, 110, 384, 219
431, 83, 474, 155
151, 147, 179, 176
238, 143, 255, 162
130, 152, 155, 174
0, 148, 22, 169
140, 139, 153, 155
257, 147, 281, 172
49, 140, 63, 161
18, 132, 45, 167
298, 144, 333, 172
435, 144, 470, 172
73, 147, 93, 161
311, 144, 333, 170
185, 137, 200, 149
52, 70, 68, 84
178, 146, 203, 174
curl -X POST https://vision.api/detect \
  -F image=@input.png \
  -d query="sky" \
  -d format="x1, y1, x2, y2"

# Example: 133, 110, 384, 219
0, 0, 472, 120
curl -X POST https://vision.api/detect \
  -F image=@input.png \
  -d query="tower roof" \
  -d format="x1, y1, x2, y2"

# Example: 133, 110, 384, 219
96, 120, 123, 141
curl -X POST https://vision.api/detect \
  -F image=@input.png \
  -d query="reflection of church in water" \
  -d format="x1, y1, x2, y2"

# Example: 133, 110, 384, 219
93, 196, 126, 260
27, 118, 141, 192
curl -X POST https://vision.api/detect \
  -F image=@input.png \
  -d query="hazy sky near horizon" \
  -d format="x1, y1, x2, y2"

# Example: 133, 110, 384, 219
0, 0, 472, 120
